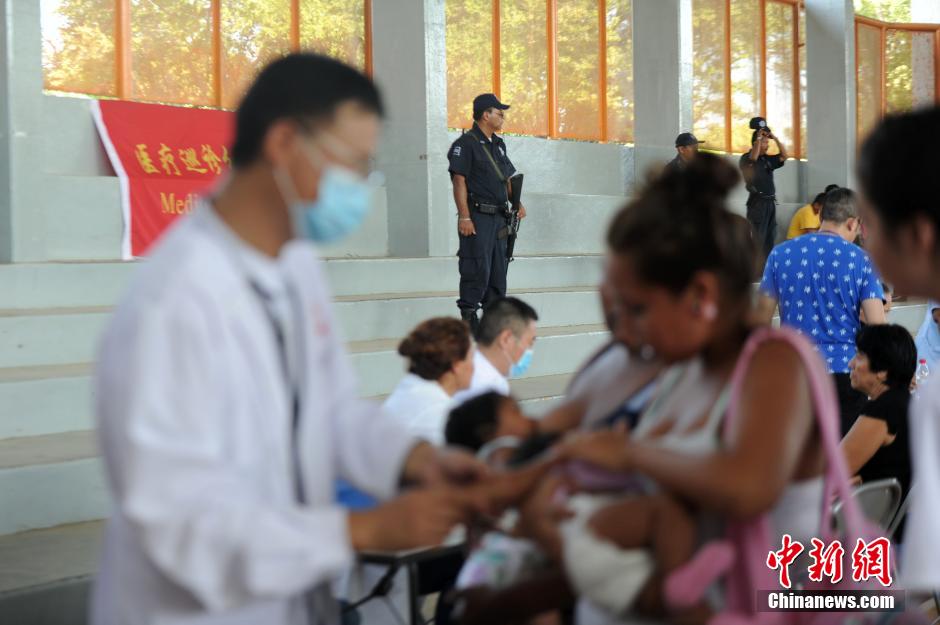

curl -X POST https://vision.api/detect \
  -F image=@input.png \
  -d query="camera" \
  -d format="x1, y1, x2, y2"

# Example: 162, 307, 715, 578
749, 116, 772, 136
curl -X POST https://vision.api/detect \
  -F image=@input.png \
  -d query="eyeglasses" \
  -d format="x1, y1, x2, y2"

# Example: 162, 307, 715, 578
301, 128, 384, 186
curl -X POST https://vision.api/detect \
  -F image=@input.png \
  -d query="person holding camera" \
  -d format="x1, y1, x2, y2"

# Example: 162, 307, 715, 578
739, 117, 788, 259
448, 93, 527, 335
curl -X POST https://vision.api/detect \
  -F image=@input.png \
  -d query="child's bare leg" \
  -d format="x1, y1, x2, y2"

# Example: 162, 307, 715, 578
587, 493, 697, 573
587, 494, 709, 624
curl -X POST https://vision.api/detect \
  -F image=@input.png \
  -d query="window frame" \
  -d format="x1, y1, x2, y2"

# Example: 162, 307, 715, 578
697, 0, 805, 158
47, 0, 373, 108
854, 14, 940, 144
459, 0, 633, 143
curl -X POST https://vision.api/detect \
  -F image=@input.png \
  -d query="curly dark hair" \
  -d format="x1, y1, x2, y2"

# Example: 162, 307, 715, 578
397, 317, 472, 381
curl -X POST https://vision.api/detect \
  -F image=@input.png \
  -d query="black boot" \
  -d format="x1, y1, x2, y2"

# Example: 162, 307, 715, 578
460, 308, 480, 339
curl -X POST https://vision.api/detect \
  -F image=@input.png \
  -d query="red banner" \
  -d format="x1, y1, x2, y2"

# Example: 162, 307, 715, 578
92, 100, 234, 258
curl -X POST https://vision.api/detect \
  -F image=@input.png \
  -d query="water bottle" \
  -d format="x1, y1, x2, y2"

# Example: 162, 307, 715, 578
915, 359, 930, 396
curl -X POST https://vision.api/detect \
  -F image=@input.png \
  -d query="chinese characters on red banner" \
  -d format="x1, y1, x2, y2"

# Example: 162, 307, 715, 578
767, 535, 893, 589
93, 100, 235, 258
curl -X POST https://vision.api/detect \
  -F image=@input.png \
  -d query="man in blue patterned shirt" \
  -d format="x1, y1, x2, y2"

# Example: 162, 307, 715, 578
757, 187, 887, 434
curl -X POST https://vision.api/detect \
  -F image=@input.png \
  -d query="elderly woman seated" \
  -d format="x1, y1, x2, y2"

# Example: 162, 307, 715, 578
839, 323, 915, 500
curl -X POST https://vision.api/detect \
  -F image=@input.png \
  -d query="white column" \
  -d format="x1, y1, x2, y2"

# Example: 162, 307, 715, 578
0, 1, 47, 261
371, 0, 451, 257
631, 0, 694, 177
805, 0, 857, 192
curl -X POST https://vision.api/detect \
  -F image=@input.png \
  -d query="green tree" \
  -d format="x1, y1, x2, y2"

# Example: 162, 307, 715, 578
854, 0, 911, 22
43, 0, 366, 108
444, 0, 634, 143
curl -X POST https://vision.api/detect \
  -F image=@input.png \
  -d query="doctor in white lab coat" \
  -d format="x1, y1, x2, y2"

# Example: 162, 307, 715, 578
91, 54, 487, 625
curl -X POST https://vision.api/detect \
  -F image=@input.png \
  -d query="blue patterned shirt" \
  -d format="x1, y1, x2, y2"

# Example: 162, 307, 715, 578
759, 232, 884, 374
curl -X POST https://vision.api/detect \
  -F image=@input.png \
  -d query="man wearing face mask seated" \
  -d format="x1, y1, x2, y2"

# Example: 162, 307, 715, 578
453, 297, 539, 405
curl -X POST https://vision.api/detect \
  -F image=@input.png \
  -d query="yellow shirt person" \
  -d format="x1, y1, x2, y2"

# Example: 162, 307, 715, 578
786, 193, 825, 239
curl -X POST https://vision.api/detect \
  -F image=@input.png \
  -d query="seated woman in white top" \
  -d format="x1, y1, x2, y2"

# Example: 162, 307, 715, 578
383, 317, 474, 445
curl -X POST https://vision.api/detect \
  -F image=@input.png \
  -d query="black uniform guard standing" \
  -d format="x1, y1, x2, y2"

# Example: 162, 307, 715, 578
739, 117, 788, 261
448, 93, 527, 333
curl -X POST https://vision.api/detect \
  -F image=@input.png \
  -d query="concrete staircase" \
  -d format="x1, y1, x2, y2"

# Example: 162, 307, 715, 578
0, 252, 608, 622
0, 255, 607, 531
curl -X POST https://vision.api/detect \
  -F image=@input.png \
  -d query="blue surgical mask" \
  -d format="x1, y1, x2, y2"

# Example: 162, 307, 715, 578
509, 348, 534, 378
300, 165, 372, 243
275, 144, 375, 244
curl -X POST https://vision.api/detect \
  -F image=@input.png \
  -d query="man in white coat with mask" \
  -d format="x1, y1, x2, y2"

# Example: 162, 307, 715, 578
92, 53, 487, 625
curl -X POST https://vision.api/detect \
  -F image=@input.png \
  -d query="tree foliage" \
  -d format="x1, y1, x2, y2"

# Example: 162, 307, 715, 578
42, 0, 366, 108
445, 0, 634, 142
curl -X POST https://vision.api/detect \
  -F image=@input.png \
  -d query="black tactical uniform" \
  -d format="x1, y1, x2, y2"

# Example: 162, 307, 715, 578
740, 151, 785, 259
448, 122, 516, 323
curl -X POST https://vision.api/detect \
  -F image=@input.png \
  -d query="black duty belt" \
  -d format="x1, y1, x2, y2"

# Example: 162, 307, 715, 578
747, 191, 777, 201
474, 201, 507, 215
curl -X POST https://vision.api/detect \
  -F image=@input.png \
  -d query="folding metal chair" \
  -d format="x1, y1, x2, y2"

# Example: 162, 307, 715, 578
832, 478, 903, 533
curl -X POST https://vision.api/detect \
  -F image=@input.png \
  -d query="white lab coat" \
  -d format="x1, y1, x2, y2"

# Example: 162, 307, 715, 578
451, 349, 510, 405
91, 204, 419, 625
382, 373, 453, 445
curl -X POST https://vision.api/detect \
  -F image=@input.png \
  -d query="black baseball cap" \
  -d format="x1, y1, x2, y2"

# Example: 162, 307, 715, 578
473, 93, 510, 117
675, 132, 704, 147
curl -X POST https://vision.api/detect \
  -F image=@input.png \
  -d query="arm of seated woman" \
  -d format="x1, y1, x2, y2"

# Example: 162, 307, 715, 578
840, 415, 892, 477
560, 339, 818, 519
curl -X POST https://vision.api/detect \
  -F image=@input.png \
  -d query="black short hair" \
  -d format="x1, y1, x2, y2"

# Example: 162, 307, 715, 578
473, 107, 493, 122
855, 324, 917, 391
476, 297, 539, 347
812, 192, 827, 206
445, 392, 506, 451
858, 108, 940, 243
231, 53, 384, 168
820, 187, 858, 224
824, 184, 841, 194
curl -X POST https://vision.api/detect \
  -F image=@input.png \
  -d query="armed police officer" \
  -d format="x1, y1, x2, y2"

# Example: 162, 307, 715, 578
448, 93, 527, 334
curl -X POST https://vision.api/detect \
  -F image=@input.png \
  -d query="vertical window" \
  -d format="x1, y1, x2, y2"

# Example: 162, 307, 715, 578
693, 0, 805, 157
42, 0, 116, 96
555, 0, 601, 139
692, 0, 729, 149
222, 2, 292, 110
129, 0, 214, 107
799, 6, 807, 156
910, 31, 937, 107
41, 0, 371, 109
445, 0, 634, 143
855, 16, 939, 144
730, 0, 762, 153
445, 0, 493, 129
500, 0, 549, 136
884, 28, 913, 114
300, 0, 368, 71
857, 22, 885, 142
605, 0, 634, 143
765, 1, 796, 151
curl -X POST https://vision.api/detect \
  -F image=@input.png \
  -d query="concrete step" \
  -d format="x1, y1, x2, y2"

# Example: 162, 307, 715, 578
0, 369, 575, 535
0, 325, 605, 439
0, 521, 100, 624
0, 286, 604, 368
0, 255, 603, 310
0, 431, 107, 536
